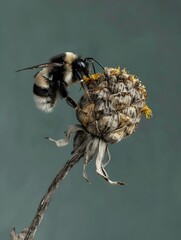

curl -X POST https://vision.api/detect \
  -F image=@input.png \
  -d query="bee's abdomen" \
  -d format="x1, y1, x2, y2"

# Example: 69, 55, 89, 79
33, 70, 58, 112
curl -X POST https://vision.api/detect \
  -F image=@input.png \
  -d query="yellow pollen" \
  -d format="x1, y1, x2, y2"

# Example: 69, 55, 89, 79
83, 73, 101, 83
141, 105, 153, 119
122, 68, 127, 74
109, 67, 121, 75
138, 85, 147, 98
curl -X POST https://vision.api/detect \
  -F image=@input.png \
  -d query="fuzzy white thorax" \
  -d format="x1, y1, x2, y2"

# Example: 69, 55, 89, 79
64, 52, 77, 64
64, 52, 78, 85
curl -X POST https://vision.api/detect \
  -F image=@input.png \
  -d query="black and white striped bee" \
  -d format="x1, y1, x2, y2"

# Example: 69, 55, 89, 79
17, 52, 103, 112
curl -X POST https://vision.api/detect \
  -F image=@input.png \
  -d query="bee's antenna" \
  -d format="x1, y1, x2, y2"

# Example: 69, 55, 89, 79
16, 62, 64, 72
85, 59, 96, 74
84, 57, 104, 70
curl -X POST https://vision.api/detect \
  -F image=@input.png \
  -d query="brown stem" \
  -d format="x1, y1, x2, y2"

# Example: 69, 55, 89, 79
24, 146, 84, 240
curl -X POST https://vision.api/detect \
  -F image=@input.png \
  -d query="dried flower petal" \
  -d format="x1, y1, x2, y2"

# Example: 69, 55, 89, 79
48, 125, 126, 185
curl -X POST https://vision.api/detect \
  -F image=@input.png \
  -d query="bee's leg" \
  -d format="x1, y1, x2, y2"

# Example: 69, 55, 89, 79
75, 71, 92, 101
66, 96, 77, 109
80, 79, 92, 100
57, 81, 77, 109
65, 95, 83, 112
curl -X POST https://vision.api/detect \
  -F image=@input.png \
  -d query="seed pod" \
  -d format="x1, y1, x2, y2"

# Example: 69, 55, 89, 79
77, 67, 152, 143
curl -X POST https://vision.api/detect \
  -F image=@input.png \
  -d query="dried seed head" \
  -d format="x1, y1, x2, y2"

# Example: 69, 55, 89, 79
48, 67, 152, 185
77, 67, 152, 143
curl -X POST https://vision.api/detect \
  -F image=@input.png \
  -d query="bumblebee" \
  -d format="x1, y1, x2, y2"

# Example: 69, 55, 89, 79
17, 52, 103, 112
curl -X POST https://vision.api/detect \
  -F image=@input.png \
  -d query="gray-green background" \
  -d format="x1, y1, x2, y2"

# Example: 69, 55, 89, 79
1, 0, 180, 239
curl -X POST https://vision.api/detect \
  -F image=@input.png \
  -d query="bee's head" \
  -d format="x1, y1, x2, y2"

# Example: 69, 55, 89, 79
73, 58, 90, 77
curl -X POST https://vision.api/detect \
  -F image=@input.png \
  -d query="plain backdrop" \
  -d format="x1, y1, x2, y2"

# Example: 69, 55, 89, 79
1, 0, 181, 239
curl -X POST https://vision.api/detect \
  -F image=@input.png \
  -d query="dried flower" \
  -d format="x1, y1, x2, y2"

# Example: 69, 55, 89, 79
79, 67, 152, 142
48, 67, 152, 185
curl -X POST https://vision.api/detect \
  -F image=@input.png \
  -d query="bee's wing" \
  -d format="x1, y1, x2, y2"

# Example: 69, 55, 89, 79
16, 62, 64, 72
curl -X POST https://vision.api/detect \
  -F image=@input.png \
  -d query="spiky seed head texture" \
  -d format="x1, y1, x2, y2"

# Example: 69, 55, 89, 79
77, 67, 152, 143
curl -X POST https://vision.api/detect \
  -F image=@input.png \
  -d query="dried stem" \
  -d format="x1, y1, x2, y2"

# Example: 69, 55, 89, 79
23, 140, 86, 240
